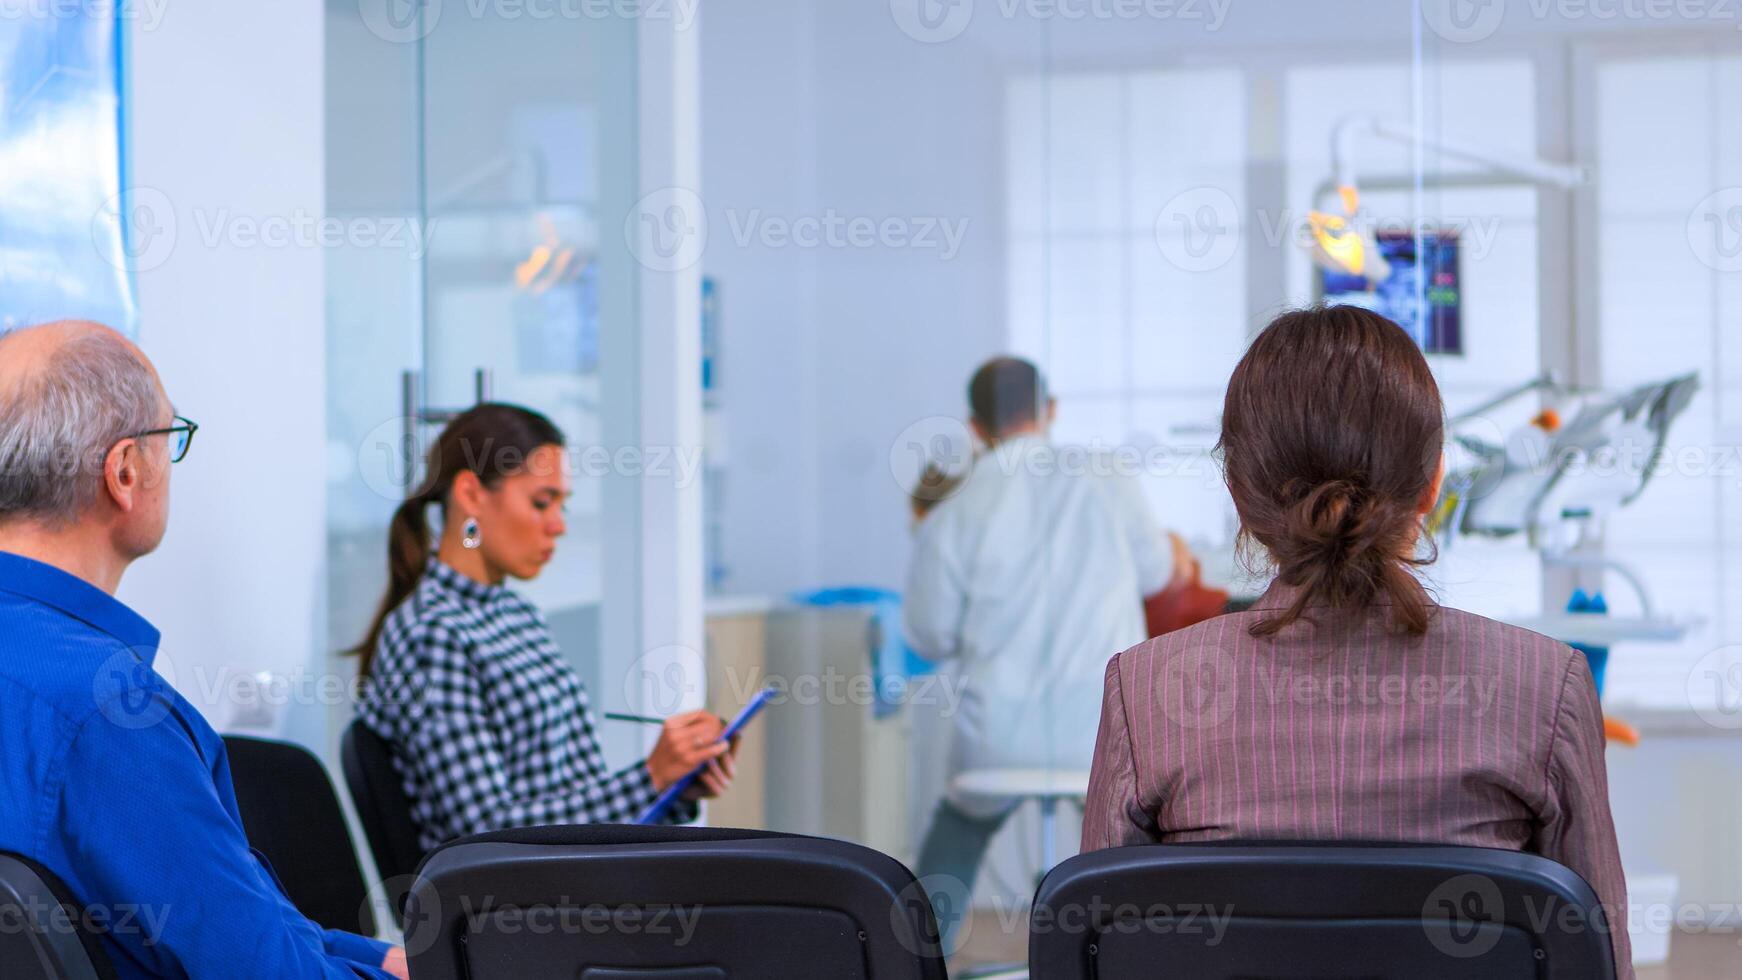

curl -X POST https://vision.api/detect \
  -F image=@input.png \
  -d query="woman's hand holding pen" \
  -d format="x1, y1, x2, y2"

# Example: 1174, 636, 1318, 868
646, 709, 740, 797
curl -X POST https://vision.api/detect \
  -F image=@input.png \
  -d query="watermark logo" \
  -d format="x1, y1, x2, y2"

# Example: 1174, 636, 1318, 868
1423, 873, 1505, 958
389, 875, 445, 955
92, 647, 177, 730
1420, 0, 1506, 43
359, 0, 441, 43
723, 209, 969, 259
1688, 645, 1742, 731
92, 187, 176, 273
0, 0, 170, 31
1159, 646, 1238, 730
889, 0, 975, 42
623, 644, 707, 717
1154, 186, 1240, 273
897, 874, 973, 956
627, 186, 708, 273
356, 416, 433, 501
1688, 188, 1742, 273
890, 416, 975, 503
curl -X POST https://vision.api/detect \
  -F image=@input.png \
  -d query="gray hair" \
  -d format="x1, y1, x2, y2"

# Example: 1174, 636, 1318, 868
0, 327, 164, 527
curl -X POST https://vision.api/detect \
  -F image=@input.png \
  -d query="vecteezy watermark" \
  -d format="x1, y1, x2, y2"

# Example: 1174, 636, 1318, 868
626, 187, 709, 273
1252, 666, 1503, 718
723, 209, 970, 261
464, 900, 705, 943
1155, 187, 1242, 273
1422, 873, 1506, 957
358, 0, 699, 44
1158, 656, 1506, 733
888, 0, 1231, 44
1458, 432, 1742, 490
896, 875, 973, 956
0, 896, 172, 945
625, 188, 970, 272
92, 646, 178, 730
1426, 874, 1633, 957
1157, 646, 1241, 730
1687, 645, 1742, 731
889, 416, 976, 504
888, 423, 1227, 501
1153, 190, 1509, 274
896, 878, 1237, 957
0, 0, 168, 30
1688, 188, 1742, 273
623, 645, 970, 720
352, 414, 705, 502
1419, 0, 1509, 43
91, 188, 438, 273
623, 645, 709, 717
92, 188, 177, 273
1424, 0, 1742, 44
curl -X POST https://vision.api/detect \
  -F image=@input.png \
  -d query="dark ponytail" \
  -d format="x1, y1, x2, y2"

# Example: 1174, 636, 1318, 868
350, 403, 565, 674
1218, 306, 1444, 637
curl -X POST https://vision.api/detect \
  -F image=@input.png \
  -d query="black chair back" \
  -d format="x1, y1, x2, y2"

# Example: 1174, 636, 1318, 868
403, 824, 949, 980
222, 734, 375, 936
340, 719, 427, 926
1030, 843, 1618, 979
0, 852, 117, 980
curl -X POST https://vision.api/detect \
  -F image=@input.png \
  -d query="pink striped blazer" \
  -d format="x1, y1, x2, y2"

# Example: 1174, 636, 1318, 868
1081, 583, 1632, 975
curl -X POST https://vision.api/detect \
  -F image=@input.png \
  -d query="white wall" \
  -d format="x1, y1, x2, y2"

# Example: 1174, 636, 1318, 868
701, 0, 1007, 597
117, 1, 330, 751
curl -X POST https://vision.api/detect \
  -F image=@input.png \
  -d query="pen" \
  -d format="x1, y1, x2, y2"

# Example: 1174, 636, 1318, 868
605, 711, 667, 725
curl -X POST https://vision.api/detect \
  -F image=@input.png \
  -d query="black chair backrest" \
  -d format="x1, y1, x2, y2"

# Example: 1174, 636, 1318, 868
0, 852, 117, 980
1030, 843, 1619, 980
340, 719, 427, 926
222, 735, 375, 936
403, 824, 949, 980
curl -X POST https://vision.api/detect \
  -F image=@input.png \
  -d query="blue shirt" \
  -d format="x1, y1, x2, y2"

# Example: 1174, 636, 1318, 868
0, 551, 393, 979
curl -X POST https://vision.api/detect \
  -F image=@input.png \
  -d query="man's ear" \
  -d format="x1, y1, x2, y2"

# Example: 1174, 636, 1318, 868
104, 439, 141, 514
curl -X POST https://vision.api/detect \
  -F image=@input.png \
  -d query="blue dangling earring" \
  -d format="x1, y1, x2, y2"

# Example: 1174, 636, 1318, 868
462, 516, 482, 550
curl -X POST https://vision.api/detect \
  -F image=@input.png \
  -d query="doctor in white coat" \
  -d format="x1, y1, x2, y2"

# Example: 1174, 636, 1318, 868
904, 356, 1185, 950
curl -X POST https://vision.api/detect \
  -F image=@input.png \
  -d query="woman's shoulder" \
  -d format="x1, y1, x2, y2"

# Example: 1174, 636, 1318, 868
379, 578, 489, 652
1112, 603, 1579, 676
1426, 604, 1583, 679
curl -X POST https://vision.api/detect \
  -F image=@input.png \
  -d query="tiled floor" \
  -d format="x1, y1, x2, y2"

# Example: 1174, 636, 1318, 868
952, 909, 1742, 978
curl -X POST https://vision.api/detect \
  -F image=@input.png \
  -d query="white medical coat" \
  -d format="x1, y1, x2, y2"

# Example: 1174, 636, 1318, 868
903, 435, 1173, 813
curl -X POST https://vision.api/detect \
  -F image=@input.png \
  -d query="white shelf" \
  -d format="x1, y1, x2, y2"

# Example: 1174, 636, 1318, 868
1503, 615, 1694, 647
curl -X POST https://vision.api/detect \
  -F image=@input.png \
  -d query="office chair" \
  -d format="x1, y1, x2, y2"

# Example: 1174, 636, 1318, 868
0, 852, 117, 980
1030, 843, 1618, 979
340, 719, 427, 927
222, 735, 376, 936
403, 824, 950, 980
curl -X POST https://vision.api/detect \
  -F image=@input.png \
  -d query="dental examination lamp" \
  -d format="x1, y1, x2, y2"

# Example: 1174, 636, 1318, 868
1308, 115, 1595, 281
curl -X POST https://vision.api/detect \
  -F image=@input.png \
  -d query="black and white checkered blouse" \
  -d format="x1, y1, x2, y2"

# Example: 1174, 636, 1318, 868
358, 557, 694, 851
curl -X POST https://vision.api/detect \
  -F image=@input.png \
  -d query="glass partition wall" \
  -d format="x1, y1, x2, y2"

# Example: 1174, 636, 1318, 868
319, 0, 1742, 966
325, 3, 694, 778
706, 1, 1741, 971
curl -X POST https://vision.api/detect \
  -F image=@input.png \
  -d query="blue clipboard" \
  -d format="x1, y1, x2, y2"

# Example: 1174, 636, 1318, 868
636, 686, 776, 824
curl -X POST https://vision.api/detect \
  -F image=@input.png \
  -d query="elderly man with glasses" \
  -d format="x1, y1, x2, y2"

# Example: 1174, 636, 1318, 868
0, 321, 407, 979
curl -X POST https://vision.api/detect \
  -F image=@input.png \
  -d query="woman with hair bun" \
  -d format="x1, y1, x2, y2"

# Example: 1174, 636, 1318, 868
1080, 306, 1631, 976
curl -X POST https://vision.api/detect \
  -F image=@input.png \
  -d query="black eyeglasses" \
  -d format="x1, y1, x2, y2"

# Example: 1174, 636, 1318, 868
131, 416, 199, 463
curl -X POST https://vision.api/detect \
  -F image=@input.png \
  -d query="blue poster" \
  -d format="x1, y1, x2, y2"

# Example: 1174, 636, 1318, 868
0, 6, 134, 337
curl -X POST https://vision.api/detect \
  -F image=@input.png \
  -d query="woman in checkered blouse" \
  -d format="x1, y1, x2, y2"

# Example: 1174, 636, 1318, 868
352, 404, 737, 851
